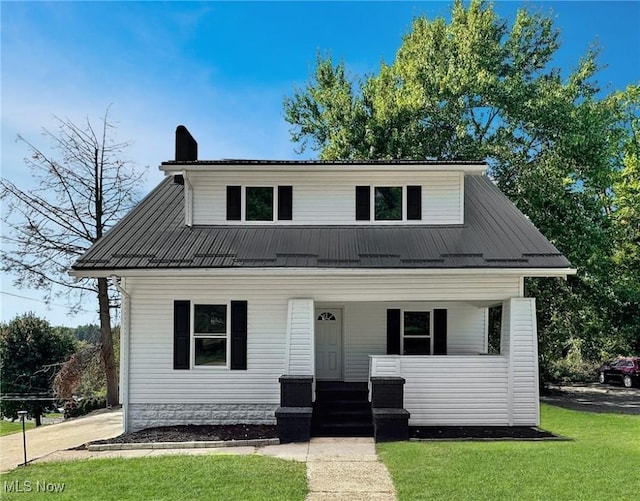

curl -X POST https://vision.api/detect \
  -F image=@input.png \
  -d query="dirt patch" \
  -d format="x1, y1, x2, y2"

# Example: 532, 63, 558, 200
89, 424, 277, 446
410, 426, 560, 440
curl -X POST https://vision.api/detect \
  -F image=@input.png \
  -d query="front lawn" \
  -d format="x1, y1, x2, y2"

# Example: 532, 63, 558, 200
378, 404, 640, 501
0, 455, 307, 501
0, 420, 34, 436
0, 413, 61, 436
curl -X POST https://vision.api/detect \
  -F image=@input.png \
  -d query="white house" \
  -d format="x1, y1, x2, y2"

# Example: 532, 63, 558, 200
71, 126, 575, 436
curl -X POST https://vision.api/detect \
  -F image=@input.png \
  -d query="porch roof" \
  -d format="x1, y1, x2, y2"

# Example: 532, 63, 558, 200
72, 174, 571, 272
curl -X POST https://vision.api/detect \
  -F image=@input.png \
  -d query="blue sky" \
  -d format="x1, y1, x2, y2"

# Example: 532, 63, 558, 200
1, 1, 639, 327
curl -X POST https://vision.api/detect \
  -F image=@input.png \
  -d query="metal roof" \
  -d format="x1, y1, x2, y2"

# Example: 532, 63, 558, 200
72, 174, 571, 272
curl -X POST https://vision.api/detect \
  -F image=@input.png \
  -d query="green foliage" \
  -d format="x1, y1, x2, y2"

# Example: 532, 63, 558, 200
378, 404, 640, 501
0, 455, 308, 501
0, 313, 75, 424
54, 325, 120, 399
284, 0, 640, 379
63, 397, 107, 418
74, 324, 101, 344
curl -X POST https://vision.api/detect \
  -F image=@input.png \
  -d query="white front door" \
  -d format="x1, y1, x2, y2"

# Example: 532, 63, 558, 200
315, 308, 343, 381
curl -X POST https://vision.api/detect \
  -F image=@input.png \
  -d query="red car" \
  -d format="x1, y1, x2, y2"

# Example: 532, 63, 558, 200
598, 357, 640, 388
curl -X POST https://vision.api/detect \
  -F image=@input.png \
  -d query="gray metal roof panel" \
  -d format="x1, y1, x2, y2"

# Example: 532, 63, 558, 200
73, 174, 571, 271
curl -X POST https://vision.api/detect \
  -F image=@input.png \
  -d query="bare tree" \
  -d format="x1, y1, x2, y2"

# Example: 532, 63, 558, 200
0, 106, 145, 407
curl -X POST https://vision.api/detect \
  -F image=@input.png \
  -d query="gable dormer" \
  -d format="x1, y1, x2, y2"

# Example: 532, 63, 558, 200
161, 127, 484, 227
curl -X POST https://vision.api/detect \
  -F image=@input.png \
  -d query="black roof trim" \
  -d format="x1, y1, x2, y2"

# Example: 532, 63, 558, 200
161, 159, 486, 166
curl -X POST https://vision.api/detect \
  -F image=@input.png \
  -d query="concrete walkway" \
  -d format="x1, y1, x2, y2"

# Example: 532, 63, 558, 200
262, 437, 397, 501
0, 409, 122, 472
2, 411, 396, 500
21, 436, 397, 500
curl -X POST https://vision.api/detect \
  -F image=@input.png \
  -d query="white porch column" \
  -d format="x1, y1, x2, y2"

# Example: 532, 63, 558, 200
285, 299, 315, 375
501, 298, 539, 426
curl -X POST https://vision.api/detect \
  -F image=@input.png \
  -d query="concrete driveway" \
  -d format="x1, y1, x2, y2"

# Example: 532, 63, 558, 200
0, 409, 122, 472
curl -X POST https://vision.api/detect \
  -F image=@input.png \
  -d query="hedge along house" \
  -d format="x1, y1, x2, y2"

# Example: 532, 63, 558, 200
71, 126, 575, 439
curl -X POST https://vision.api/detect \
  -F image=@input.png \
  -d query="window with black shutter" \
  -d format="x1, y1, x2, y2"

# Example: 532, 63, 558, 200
173, 301, 248, 370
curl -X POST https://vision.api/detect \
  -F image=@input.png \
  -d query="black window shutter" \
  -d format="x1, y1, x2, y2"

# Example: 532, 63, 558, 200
407, 185, 422, 220
355, 186, 371, 221
173, 300, 190, 370
387, 308, 401, 355
278, 186, 293, 220
226, 186, 241, 220
434, 309, 447, 355
230, 301, 248, 370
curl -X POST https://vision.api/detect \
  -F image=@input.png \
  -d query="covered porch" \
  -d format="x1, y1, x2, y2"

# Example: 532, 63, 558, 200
280, 296, 539, 435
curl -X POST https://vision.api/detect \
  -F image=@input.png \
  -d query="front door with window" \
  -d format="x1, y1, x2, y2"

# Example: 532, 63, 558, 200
315, 309, 343, 381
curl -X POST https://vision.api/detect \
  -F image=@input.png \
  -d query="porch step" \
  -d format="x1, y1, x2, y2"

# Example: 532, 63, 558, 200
312, 382, 373, 437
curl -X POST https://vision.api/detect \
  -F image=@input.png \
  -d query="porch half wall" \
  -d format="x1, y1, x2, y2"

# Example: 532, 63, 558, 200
370, 298, 539, 427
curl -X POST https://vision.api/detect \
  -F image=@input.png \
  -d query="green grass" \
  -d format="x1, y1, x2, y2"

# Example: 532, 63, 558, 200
0, 421, 35, 436
0, 413, 61, 436
0, 455, 307, 501
378, 404, 640, 501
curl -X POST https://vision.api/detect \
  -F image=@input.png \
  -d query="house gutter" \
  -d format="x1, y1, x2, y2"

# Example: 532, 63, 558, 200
110, 276, 130, 433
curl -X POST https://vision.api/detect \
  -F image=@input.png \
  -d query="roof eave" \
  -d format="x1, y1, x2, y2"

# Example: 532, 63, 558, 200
70, 266, 577, 279
159, 162, 487, 174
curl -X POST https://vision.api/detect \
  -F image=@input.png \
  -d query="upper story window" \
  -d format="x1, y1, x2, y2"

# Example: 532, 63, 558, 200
356, 185, 422, 221
227, 186, 292, 222
375, 187, 402, 220
246, 187, 273, 221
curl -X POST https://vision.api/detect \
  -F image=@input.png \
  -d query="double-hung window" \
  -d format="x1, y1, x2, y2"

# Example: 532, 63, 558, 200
403, 311, 431, 355
356, 185, 422, 221
227, 186, 292, 221
194, 304, 227, 366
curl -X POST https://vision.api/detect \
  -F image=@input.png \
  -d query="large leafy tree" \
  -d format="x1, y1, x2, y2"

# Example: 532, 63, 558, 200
284, 0, 639, 378
0, 107, 144, 406
0, 313, 76, 425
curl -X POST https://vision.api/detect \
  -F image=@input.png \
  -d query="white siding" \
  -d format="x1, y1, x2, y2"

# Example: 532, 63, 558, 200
127, 280, 287, 405
343, 302, 488, 382
124, 273, 519, 408
189, 170, 463, 225
506, 298, 539, 425
448, 304, 486, 354
367, 297, 539, 427
286, 299, 314, 375
369, 356, 401, 377
370, 355, 509, 426
343, 303, 387, 382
